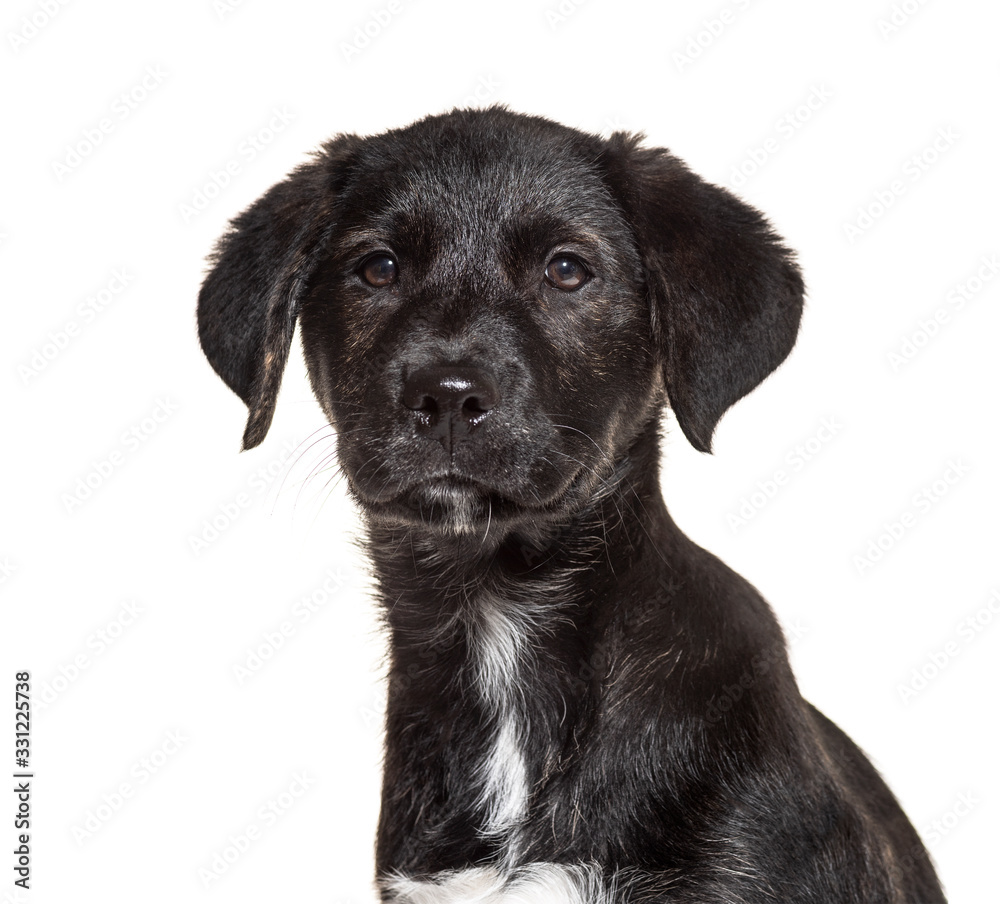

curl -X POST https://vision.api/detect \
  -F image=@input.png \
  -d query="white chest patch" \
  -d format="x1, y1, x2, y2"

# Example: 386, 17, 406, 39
382, 862, 613, 904
479, 712, 527, 834
469, 600, 530, 837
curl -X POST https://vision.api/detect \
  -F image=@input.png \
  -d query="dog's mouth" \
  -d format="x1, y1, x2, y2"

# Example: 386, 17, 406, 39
355, 469, 584, 535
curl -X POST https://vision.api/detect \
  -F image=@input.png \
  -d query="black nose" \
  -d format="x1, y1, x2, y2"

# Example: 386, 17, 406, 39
401, 366, 500, 453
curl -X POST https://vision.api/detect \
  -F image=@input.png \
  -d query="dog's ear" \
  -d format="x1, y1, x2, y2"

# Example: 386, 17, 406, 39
599, 134, 804, 453
197, 136, 359, 450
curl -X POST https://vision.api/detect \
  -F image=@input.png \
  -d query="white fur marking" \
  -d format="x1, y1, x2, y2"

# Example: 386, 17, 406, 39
382, 862, 612, 904
473, 603, 526, 706
471, 602, 530, 835
383, 866, 504, 904
480, 716, 527, 834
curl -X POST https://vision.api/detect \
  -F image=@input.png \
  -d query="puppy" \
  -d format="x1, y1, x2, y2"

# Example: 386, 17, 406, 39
198, 107, 946, 903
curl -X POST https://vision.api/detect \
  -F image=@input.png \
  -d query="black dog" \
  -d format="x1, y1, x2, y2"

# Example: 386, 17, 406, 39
198, 107, 945, 903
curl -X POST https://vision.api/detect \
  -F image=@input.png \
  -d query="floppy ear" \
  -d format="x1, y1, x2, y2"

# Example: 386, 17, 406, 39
197, 136, 359, 450
600, 134, 804, 452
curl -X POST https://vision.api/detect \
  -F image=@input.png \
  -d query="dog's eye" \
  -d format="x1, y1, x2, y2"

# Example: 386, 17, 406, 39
360, 253, 398, 287
544, 255, 590, 291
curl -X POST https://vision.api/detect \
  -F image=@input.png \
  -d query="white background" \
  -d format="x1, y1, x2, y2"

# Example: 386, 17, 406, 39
2, 0, 997, 901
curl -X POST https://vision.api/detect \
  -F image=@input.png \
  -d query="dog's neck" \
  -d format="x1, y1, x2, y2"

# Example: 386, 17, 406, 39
364, 426, 689, 863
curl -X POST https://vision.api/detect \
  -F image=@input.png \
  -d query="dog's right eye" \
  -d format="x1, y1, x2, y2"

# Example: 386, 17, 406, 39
359, 253, 398, 287
544, 254, 590, 291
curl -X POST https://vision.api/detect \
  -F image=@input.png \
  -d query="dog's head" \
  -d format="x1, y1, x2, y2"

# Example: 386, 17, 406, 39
198, 108, 803, 535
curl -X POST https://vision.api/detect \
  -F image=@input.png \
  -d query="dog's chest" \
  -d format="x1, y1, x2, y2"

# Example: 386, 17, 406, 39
467, 596, 535, 838
462, 579, 590, 844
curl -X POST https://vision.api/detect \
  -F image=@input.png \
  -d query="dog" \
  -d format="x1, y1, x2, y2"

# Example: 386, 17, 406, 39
197, 107, 946, 903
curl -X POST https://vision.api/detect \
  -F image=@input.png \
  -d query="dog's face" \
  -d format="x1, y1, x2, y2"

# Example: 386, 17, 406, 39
299, 119, 657, 534
198, 108, 804, 536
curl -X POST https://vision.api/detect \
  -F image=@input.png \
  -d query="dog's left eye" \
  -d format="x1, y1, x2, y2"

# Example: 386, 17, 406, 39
360, 253, 398, 287
544, 255, 590, 291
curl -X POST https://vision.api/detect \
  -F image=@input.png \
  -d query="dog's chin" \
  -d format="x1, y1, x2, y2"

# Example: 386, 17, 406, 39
353, 474, 579, 537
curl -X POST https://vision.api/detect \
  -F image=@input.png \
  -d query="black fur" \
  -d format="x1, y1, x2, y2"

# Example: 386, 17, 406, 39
198, 107, 945, 903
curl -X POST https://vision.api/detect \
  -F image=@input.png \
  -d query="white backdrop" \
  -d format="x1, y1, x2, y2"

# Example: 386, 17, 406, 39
2, 0, 997, 901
